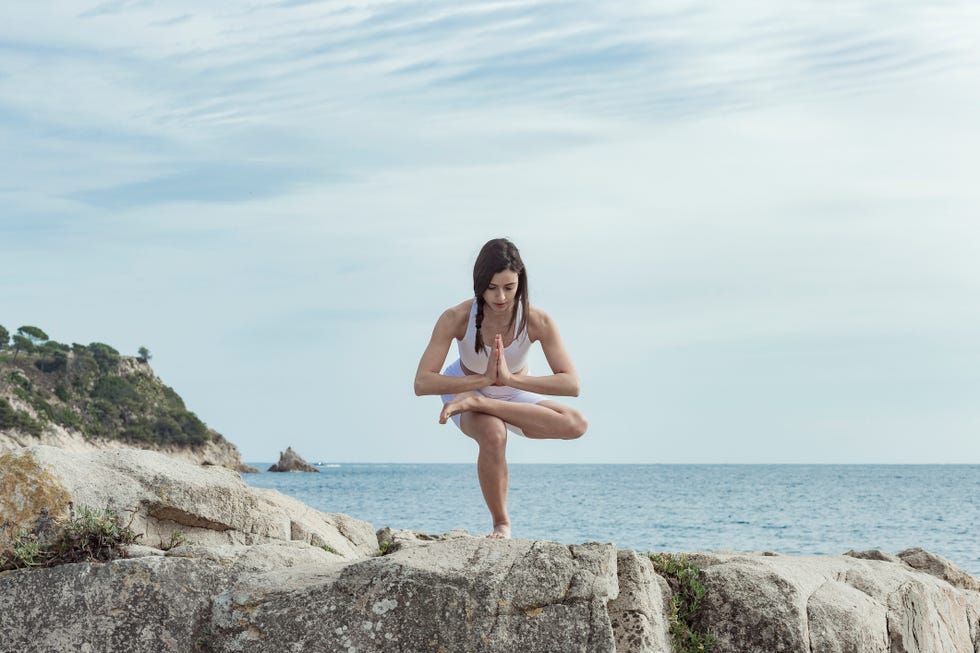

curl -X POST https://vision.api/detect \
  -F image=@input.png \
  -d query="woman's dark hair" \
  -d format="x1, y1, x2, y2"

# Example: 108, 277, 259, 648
473, 238, 529, 354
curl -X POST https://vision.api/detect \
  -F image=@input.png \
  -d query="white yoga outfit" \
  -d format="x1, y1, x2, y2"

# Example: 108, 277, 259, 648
441, 300, 545, 437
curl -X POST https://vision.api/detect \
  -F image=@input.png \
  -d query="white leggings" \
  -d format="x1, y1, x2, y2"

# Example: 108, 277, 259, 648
440, 359, 546, 438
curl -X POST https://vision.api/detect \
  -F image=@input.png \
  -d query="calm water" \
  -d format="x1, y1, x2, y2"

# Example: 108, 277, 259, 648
242, 464, 980, 576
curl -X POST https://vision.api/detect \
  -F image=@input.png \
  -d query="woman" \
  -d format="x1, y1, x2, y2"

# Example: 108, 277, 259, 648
414, 238, 588, 539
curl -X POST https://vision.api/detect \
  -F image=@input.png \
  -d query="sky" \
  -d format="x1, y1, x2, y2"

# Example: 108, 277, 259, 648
2, 1, 979, 464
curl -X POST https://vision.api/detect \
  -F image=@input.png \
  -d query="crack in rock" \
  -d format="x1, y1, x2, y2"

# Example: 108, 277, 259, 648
149, 505, 232, 531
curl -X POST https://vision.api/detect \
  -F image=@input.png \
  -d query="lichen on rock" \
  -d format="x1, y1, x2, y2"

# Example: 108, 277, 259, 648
0, 449, 71, 552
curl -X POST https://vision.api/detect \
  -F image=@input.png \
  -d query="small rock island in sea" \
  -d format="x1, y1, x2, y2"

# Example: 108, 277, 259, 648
268, 445, 319, 472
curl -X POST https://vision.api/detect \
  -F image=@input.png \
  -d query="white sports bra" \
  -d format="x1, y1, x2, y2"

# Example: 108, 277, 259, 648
458, 299, 531, 374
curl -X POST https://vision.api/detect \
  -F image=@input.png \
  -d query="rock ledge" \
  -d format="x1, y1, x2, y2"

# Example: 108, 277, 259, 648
2, 446, 979, 653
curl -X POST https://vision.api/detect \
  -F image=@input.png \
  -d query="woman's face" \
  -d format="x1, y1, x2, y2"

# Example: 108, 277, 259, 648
483, 270, 519, 314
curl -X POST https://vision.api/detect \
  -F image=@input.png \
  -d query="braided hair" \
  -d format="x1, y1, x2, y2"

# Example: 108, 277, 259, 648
472, 238, 529, 355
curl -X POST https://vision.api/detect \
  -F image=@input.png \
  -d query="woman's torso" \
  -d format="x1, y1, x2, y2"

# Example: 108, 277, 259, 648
455, 299, 534, 376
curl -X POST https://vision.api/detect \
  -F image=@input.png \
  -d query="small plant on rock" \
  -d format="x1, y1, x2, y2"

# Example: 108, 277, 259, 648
53, 505, 141, 564
648, 552, 716, 653
9, 528, 44, 568
163, 529, 188, 551
1, 505, 141, 571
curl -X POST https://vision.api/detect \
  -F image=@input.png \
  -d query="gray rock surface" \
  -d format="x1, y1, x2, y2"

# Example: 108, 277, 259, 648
375, 524, 474, 555
607, 550, 673, 653
0, 538, 622, 653
1, 555, 223, 653
268, 446, 318, 472
0, 542, 338, 653
689, 551, 980, 653
898, 546, 980, 592
3, 446, 980, 653
0, 445, 375, 556
806, 579, 889, 652
844, 548, 903, 564
211, 538, 620, 653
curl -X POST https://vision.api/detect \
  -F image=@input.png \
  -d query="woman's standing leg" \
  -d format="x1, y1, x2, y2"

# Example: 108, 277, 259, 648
460, 411, 511, 538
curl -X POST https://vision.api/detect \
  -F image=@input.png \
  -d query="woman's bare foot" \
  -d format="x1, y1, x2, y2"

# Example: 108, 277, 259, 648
439, 392, 481, 424
486, 522, 511, 539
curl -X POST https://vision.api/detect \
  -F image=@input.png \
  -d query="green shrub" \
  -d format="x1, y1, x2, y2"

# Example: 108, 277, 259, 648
27, 395, 56, 422
0, 397, 43, 436
52, 406, 82, 430
88, 342, 120, 374
35, 350, 68, 373
38, 341, 70, 355
90, 375, 140, 405
54, 384, 70, 402
161, 385, 187, 411
8, 528, 44, 567
2, 338, 210, 449
649, 553, 716, 653
0, 506, 141, 571
171, 409, 209, 443
86, 398, 121, 436
150, 414, 182, 443
55, 506, 141, 563
8, 371, 31, 391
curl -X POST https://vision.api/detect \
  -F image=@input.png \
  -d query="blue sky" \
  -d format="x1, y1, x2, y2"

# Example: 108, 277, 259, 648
3, 1, 979, 463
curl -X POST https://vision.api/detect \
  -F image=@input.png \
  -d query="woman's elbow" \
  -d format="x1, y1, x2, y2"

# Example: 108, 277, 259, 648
414, 373, 436, 396
568, 377, 581, 397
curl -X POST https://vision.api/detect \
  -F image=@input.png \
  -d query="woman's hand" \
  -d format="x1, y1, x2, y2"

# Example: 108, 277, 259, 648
492, 334, 514, 386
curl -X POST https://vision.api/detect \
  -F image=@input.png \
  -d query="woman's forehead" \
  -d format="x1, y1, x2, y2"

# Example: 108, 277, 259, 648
489, 270, 519, 285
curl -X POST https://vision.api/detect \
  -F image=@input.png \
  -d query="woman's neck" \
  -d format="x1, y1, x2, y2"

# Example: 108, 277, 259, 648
481, 304, 516, 330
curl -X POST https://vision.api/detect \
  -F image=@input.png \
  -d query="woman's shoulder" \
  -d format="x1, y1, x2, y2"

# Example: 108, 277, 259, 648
446, 299, 474, 319
436, 300, 474, 337
525, 305, 556, 340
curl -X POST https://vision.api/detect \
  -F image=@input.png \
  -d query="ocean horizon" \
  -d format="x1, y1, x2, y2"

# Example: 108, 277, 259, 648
242, 463, 980, 576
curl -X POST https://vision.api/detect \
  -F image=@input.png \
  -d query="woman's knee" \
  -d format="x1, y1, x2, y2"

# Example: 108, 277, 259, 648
476, 428, 508, 453
463, 414, 508, 450
564, 410, 588, 440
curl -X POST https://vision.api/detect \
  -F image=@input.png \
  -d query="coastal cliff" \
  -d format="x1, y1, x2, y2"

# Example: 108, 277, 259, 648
2, 446, 978, 653
0, 340, 254, 472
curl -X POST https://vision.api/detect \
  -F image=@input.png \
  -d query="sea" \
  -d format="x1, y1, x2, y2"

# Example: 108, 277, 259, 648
242, 463, 980, 576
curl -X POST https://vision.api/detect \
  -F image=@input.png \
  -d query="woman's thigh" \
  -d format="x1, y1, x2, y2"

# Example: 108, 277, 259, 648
460, 411, 507, 448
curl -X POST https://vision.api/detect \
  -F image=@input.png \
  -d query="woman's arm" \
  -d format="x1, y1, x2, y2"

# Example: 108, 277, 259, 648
414, 306, 493, 396
492, 309, 580, 397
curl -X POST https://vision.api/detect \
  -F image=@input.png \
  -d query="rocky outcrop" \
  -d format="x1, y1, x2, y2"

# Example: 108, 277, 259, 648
608, 550, 673, 653
2, 447, 979, 653
689, 550, 980, 652
212, 537, 619, 652
0, 446, 375, 556
268, 446, 318, 472
898, 546, 980, 592
0, 543, 342, 653
0, 424, 258, 473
